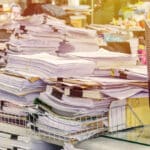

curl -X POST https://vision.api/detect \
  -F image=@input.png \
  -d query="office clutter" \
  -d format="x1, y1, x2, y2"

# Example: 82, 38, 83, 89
0, 0, 149, 149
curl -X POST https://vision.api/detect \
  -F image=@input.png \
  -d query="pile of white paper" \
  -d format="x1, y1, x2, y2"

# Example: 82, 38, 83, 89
61, 48, 137, 69
33, 77, 120, 142
0, 13, 148, 148
113, 66, 148, 81
6, 14, 99, 55
0, 72, 46, 128
8, 24, 63, 55
6, 53, 95, 78
35, 76, 149, 143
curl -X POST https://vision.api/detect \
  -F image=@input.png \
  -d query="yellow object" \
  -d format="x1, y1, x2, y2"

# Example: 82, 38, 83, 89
127, 97, 150, 128
111, 69, 115, 77
31, 0, 48, 3
70, 15, 87, 28
139, 44, 145, 50
3, 4, 11, 12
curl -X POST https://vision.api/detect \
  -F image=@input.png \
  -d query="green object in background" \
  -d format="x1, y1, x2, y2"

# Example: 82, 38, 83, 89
94, 0, 114, 24
80, 0, 128, 24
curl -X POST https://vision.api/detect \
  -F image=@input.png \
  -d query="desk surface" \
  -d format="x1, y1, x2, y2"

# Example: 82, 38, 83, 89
76, 126, 150, 150
76, 137, 150, 150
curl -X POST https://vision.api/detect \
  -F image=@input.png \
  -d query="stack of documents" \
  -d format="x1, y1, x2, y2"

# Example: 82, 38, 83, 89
32, 77, 125, 142
45, 15, 99, 53
0, 73, 45, 96
57, 26, 99, 53
0, 72, 46, 128
0, 14, 148, 146
5, 14, 99, 54
6, 53, 95, 78
0, 72, 47, 149
113, 66, 148, 81
61, 48, 137, 69
35, 76, 149, 142
8, 24, 63, 55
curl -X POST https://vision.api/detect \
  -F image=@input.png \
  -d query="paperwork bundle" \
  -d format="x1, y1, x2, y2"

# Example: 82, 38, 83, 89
8, 24, 63, 55
46, 14, 99, 53
35, 76, 148, 142
113, 66, 148, 81
62, 48, 137, 69
6, 14, 99, 54
32, 77, 125, 143
0, 73, 45, 96
6, 53, 95, 78
57, 26, 99, 53
0, 72, 46, 128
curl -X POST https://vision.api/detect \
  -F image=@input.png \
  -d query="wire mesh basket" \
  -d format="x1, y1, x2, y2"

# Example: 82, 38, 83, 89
109, 100, 144, 133
26, 107, 108, 146
0, 100, 145, 147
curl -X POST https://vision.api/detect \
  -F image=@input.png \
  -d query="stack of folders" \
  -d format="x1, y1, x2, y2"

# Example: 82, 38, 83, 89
6, 53, 95, 78
0, 72, 46, 133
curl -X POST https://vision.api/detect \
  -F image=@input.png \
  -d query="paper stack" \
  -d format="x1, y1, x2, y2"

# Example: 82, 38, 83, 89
6, 53, 95, 78
45, 15, 99, 53
0, 72, 46, 132
113, 66, 148, 81
0, 13, 148, 147
8, 24, 63, 55
60, 48, 138, 78
57, 26, 99, 53
33, 76, 149, 142
31, 77, 113, 143
5, 14, 99, 55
